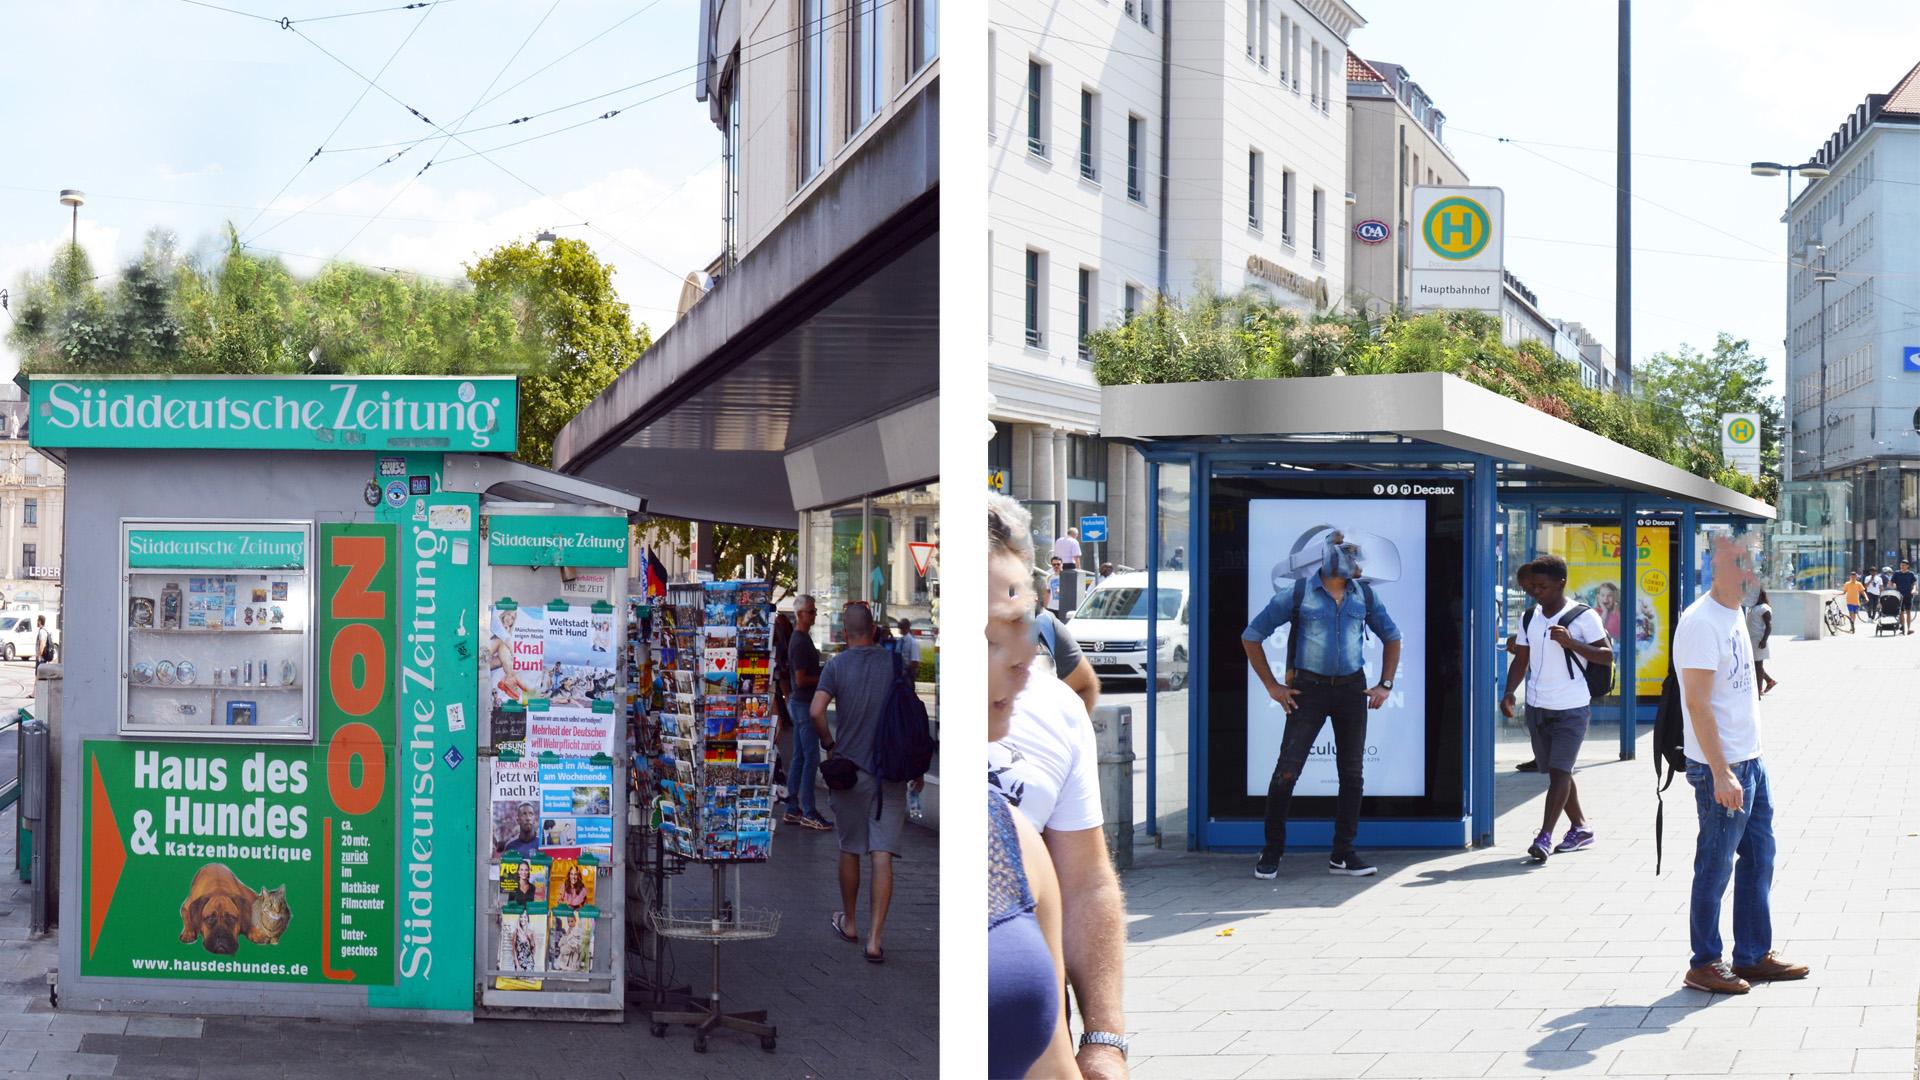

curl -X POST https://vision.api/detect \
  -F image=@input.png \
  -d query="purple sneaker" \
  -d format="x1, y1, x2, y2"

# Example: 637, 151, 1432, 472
1526, 830, 1552, 862
1553, 826, 1595, 854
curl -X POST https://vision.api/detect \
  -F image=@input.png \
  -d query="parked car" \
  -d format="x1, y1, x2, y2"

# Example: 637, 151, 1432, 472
1063, 571, 1188, 689
0, 611, 57, 662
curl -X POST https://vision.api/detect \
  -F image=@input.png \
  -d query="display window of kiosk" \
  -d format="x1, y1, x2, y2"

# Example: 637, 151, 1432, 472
119, 519, 316, 740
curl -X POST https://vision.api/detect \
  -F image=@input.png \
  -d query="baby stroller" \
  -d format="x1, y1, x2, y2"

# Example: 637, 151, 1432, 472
1875, 591, 1903, 636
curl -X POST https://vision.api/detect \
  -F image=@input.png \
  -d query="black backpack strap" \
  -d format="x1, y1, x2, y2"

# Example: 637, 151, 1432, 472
1557, 604, 1593, 680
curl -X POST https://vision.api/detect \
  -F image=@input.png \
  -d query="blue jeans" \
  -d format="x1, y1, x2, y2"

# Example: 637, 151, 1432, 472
1686, 756, 1775, 968
787, 694, 820, 817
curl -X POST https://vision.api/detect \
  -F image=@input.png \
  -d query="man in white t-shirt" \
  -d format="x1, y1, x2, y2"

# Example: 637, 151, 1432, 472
1672, 534, 1809, 996
1499, 554, 1611, 863
989, 493, 1130, 1077
1054, 527, 1083, 570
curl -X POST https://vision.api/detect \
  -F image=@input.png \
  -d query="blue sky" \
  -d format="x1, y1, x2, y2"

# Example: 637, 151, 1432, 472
0, 0, 722, 375
1351, 0, 1920, 395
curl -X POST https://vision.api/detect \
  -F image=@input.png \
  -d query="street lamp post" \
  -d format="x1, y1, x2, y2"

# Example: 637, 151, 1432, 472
1751, 159, 1832, 480
58, 190, 84, 248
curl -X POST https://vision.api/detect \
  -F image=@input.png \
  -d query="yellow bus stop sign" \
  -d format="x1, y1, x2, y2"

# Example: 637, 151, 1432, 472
1422, 196, 1492, 261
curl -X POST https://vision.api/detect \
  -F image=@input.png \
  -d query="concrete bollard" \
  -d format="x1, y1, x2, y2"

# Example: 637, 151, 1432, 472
1090, 704, 1133, 872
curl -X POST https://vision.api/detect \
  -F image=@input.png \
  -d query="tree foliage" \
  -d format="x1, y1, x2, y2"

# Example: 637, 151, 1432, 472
6, 227, 651, 466
638, 518, 798, 600
1087, 286, 1780, 504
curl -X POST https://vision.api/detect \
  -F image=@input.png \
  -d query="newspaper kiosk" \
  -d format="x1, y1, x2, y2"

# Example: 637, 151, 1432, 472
34, 374, 641, 1022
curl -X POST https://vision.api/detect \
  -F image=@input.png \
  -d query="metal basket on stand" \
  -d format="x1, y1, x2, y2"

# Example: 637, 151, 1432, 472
649, 905, 781, 942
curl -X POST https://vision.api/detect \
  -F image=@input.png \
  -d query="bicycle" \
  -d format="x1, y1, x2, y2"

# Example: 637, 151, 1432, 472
1824, 596, 1855, 635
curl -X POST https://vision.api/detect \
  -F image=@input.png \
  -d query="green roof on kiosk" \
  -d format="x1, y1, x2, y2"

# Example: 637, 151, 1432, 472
26, 374, 518, 453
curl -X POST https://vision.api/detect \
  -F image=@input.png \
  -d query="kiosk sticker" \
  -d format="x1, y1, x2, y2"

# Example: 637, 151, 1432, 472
485, 515, 629, 568
1244, 498, 1429, 799
80, 523, 398, 985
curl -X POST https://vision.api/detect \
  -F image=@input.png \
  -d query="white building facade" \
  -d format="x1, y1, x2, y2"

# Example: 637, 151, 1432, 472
1784, 61, 1920, 568
988, 0, 1364, 571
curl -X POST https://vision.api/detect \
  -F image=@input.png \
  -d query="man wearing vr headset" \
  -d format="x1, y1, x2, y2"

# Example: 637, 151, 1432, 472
1241, 527, 1403, 878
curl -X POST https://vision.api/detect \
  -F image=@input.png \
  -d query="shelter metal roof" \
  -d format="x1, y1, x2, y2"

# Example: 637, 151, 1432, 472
1100, 372, 1775, 519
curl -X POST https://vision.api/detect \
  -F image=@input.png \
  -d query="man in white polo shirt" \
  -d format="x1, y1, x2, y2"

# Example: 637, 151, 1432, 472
1054, 527, 1083, 571
1673, 534, 1809, 996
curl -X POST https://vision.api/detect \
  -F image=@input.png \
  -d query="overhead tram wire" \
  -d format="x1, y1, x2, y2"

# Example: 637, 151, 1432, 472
325, 0, 563, 261
238, 0, 443, 243
173, 0, 452, 26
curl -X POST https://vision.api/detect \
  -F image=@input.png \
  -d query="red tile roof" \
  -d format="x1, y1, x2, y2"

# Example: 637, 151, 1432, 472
1885, 60, 1920, 115
1347, 51, 1384, 83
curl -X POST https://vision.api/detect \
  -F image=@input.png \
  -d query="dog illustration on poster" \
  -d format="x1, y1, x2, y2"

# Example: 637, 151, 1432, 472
178, 863, 289, 955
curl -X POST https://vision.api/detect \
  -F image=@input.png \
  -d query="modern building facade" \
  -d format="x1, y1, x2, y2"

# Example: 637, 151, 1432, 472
988, 0, 1364, 572
1782, 60, 1920, 567
1345, 54, 1468, 315
556, 0, 939, 646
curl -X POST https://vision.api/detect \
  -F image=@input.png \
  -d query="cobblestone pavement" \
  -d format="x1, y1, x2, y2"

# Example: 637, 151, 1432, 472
0, 806, 937, 1079
1120, 625, 1920, 1079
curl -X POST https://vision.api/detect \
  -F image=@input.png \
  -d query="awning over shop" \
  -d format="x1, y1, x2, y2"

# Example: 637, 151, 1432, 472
553, 86, 939, 530
1101, 372, 1774, 520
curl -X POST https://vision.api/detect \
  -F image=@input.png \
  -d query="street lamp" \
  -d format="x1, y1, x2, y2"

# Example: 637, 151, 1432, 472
1753, 159, 1833, 481
58, 189, 84, 248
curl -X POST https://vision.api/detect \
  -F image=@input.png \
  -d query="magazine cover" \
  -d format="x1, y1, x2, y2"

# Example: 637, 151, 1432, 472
498, 856, 549, 907
489, 759, 545, 859
496, 909, 547, 989
549, 857, 597, 909
547, 910, 595, 974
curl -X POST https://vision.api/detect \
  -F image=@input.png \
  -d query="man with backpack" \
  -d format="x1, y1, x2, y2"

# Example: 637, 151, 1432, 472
810, 601, 927, 964
1672, 534, 1809, 995
1499, 554, 1612, 862
1241, 533, 1403, 879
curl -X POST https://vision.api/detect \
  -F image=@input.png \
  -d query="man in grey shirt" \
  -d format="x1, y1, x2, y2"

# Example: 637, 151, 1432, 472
811, 601, 917, 963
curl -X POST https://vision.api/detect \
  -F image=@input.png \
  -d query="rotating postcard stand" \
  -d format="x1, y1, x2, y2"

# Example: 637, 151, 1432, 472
475, 506, 633, 1021
641, 580, 781, 1053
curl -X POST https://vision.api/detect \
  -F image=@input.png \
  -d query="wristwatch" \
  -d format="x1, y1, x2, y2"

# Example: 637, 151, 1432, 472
820, 738, 836, 752
1078, 1031, 1129, 1058
1378, 678, 1394, 690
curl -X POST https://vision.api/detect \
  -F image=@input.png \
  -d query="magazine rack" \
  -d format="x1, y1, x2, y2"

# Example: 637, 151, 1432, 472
647, 860, 780, 1053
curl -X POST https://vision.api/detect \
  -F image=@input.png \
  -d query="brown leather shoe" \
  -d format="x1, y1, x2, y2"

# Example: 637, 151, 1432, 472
1731, 952, 1810, 982
1683, 960, 1751, 994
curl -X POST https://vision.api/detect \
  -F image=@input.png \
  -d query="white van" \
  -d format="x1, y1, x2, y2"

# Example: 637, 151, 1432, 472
0, 610, 57, 662
1064, 571, 1188, 688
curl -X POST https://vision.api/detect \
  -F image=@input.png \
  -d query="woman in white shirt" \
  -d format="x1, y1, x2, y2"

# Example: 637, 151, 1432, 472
1746, 589, 1776, 696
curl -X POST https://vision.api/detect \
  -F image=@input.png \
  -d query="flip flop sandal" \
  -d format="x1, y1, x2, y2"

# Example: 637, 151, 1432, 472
830, 912, 858, 943
864, 948, 885, 964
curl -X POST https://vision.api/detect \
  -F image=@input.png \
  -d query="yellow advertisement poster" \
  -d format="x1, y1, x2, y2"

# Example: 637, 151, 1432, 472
1546, 526, 1671, 697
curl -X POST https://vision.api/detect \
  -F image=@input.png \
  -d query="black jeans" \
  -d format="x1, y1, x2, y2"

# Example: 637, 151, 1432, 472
1263, 681, 1368, 856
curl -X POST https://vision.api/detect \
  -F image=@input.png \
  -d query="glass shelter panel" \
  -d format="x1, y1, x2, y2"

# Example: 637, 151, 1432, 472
1151, 460, 1190, 845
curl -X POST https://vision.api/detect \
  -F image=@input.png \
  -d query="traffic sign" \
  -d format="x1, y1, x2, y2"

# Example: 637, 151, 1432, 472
1905, 346, 1920, 372
1410, 186, 1504, 271
908, 542, 937, 576
1721, 412, 1761, 480
1079, 515, 1108, 544
1354, 219, 1390, 244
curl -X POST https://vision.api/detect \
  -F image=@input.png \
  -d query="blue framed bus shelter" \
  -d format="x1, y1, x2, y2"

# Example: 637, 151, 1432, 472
1104, 373, 1773, 853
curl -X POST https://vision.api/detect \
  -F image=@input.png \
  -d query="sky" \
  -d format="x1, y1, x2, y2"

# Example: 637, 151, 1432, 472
1348, 0, 1920, 397
0, 0, 721, 379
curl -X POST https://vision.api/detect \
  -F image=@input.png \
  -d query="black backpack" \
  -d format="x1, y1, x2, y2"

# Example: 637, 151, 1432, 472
868, 651, 936, 817
1521, 603, 1614, 701
1650, 668, 1685, 874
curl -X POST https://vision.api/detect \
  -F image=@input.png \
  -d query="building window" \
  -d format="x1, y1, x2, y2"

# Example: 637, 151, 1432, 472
1309, 38, 1320, 106
1245, 0, 1256, 59
1311, 187, 1325, 262
1280, 168, 1295, 245
1140, 0, 1152, 30
1258, 0, 1269, 67
21, 499, 35, 527
1079, 89, 1098, 181
1278, 16, 1290, 81
1027, 60, 1048, 157
722, 77, 740, 268
1068, 434, 1108, 480
1320, 46, 1332, 112
847, 0, 884, 134
1025, 249, 1045, 348
910, 0, 937, 75
1124, 284, 1139, 321
1077, 267, 1095, 358
20, 544, 34, 571
1248, 149, 1263, 231
797, 0, 827, 183
1290, 23, 1301, 92
1126, 114, 1144, 202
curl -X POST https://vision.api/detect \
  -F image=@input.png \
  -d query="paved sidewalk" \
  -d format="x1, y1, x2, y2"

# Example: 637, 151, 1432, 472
0, 810, 936, 1079
1120, 626, 1920, 1079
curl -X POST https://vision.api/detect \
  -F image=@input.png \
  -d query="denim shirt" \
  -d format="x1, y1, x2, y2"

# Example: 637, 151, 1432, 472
1241, 577, 1402, 678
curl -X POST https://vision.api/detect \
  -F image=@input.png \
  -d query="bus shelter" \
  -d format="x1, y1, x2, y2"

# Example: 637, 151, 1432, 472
1100, 373, 1773, 852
